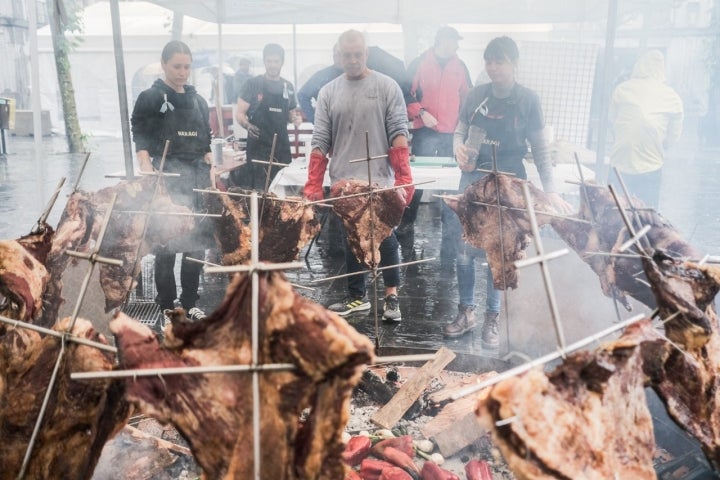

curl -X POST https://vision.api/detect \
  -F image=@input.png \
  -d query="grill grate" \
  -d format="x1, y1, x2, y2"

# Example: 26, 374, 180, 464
518, 41, 599, 147
122, 255, 159, 327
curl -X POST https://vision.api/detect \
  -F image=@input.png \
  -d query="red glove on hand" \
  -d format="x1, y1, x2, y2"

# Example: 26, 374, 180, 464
388, 146, 415, 207
304, 151, 328, 201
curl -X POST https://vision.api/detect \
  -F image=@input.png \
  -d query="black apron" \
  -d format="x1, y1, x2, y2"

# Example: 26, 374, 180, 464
151, 92, 213, 251
234, 79, 292, 190
461, 88, 528, 191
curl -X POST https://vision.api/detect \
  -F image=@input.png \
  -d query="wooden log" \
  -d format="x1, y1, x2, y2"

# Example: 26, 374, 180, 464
422, 372, 497, 457
370, 347, 456, 429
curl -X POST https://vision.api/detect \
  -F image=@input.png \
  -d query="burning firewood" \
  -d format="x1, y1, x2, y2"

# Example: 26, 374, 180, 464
330, 179, 406, 268
444, 173, 558, 290
110, 270, 374, 479
0, 317, 130, 479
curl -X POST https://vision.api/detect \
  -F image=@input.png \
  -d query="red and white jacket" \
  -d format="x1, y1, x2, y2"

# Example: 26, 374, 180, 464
407, 49, 472, 133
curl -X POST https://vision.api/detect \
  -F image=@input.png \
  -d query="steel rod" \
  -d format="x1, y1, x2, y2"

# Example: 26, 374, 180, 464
514, 248, 569, 268
34, 177, 66, 230
309, 257, 434, 284
302, 180, 435, 207
64, 250, 124, 267
70, 354, 443, 381
618, 224, 652, 253
431, 194, 592, 224
0, 315, 117, 353
205, 261, 305, 274
116, 210, 222, 218
520, 182, 567, 352
250, 192, 261, 480
185, 257, 315, 291
72, 152, 92, 193
452, 313, 647, 400
71, 362, 299, 379
349, 153, 388, 163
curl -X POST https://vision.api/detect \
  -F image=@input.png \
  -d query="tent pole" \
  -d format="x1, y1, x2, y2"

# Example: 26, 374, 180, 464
292, 24, 298, 95
27, 0, 44, 208
594, 0, 619, 183
110, 0, 135, 180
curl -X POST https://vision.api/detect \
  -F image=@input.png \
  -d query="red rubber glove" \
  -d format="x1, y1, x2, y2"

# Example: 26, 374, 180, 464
388, 146, 415, 207
304, 151, 328, 201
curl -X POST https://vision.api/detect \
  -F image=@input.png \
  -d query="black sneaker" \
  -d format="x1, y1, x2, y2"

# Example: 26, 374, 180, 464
328, 296, 371, 316
187, 307, 207, 322
382, 294, 402, 322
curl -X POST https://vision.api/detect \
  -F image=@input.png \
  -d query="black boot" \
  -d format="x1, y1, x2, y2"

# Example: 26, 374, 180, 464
443, 305, 477, 337
481, 312, 499, 348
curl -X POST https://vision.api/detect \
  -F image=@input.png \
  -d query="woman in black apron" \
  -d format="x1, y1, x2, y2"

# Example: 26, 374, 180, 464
233, 43, 301, 190
130, 40, 213, 326
442, 36, 571, 345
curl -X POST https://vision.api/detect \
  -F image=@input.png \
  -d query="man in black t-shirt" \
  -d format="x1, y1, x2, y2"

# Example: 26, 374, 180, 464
233, 44, 302, 190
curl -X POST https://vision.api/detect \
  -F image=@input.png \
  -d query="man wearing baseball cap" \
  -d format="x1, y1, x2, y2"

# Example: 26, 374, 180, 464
398, 26, 472, 269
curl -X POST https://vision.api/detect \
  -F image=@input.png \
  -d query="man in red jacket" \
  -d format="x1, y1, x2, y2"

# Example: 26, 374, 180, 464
398, 26, 472, 269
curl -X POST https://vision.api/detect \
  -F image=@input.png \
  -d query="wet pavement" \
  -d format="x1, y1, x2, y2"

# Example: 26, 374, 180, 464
1, 124, 719, 367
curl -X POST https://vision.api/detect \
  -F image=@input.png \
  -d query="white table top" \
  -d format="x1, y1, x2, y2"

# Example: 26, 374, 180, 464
268, 157, 462, 196
268, 158, 595, 198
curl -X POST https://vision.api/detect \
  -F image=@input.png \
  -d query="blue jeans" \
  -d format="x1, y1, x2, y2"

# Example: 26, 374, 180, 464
456, 241, 502, 313
344, 222, 401, 299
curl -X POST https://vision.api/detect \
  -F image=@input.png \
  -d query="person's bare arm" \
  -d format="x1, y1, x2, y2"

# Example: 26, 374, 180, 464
235, 98, 260, 138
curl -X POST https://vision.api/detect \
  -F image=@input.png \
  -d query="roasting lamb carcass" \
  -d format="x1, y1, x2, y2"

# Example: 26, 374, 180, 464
330, 179, 405, 268
550, 183, 700, 310
44, 177, 196, 316
475, 253, 720, 478
0, 317, 130, 479
444, 173, 558, 289
0, 227, 52, 321
207, 188, 320, 265
110, 270, 374, 479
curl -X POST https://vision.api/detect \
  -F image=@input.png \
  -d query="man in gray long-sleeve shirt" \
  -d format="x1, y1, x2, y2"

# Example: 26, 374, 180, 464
304, 29, 413, 321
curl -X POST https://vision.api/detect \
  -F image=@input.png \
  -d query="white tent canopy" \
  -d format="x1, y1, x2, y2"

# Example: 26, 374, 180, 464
145, 0, 626, 25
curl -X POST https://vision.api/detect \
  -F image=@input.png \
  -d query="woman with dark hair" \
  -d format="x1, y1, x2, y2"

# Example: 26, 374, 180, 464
443, 36, 571, 345
131, 40, 213, 326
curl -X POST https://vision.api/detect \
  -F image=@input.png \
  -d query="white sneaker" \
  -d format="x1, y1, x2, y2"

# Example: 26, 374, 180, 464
187, 307, 207, 322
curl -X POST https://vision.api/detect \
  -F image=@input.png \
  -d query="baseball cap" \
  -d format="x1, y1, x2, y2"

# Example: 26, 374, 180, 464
435, 26, 463, 43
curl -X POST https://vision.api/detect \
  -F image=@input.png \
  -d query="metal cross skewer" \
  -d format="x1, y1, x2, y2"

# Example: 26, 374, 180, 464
32, 177, 66, 234
607, 184, 651, 258
515, 182, 569, 354
187, 256, 314, 291
451, 313, 647, 401
612, 167, 653, 252
432, 193, 592, 224
71, 152, 92, 193
18, 193, 123, 479
308, 257, 435, 284
0, 314, 117, 353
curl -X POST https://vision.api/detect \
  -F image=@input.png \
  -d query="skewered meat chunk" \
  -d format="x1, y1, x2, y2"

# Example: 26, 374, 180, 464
44, 177, 195, 316
476, 320, 658, 480
0, 227, 52, 321
550, 183, 700, 310
475, 254, 720, 479
0, 317, 130, 479
444, 173, 558, 289
207, 188, 320, 265
111, 270, 374, 479
330, 179, 405, 268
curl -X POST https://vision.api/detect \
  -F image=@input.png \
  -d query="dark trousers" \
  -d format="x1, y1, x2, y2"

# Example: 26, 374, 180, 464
152, 157, 211, 311
401, 128, 458, 263
611, 168, 662, 210
155, 251, 204, 310
344, 223, 401, 299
